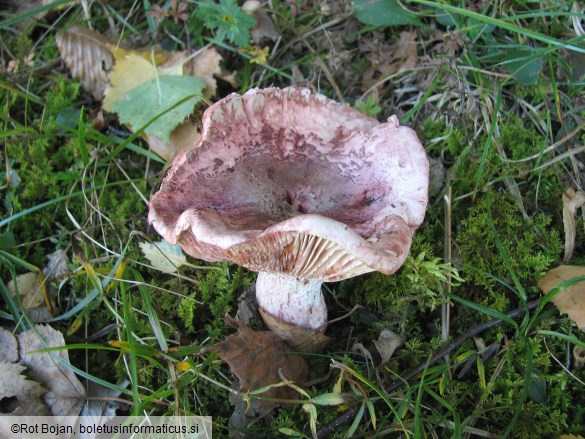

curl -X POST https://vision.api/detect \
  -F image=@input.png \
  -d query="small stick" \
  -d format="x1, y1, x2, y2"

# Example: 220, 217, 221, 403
316, 299, 540, 438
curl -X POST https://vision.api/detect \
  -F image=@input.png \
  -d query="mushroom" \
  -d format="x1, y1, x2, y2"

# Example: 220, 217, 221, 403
148, 87, 429, 350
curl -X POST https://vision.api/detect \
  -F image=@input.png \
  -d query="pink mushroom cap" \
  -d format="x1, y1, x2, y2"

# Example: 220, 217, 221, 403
148, 87, 429, 283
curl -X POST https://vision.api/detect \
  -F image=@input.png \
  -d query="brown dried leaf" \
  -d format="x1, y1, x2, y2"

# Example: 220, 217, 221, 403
7, 272, 45, 309
562, 187, 585, 262
235, 287, 258, 326
0, 362, 49, 416
168, 47, 223, 98
361, 31, 418, 92
259, 308, 331, 352
574, 345, 585, 369
203, 315, 308, 411
0, 327, 18, 363
538, 265, 585, 330
44, 249, 71, 281
56, 27, 115, 100
373, 329, 404, 365
18, 325, 86, 417
146, 120, 201, 161
250, 10, 280, 44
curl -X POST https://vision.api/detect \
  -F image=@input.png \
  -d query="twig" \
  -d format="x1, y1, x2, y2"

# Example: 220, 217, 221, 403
315, 299, 540, 438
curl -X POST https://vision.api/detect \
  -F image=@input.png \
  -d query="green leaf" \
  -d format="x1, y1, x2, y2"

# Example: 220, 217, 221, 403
435, 7, 460, 27
113, 75, 205, 143
503, 48, 544, 85
139, 240, 187, 273
528, 378, 546, 404
311, 392, 349, 406
0, 232, 15, 251
197, 0, 256, 47
352, 0, 419, 26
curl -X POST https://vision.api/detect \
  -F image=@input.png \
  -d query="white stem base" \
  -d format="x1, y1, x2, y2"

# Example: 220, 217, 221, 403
255, 272, 327, 329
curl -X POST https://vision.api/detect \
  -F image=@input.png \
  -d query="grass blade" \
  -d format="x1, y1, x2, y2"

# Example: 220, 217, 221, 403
407, 0, 585, 54
446, 292, 518, 329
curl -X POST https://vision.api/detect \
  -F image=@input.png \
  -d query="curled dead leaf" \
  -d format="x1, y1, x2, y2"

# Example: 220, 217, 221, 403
361, 31, 418, 93
146, 120, 200, 161
250, 9, 279, 44
56, 27, 116, 100
574, 345, 585, 369
373, 329, 404, 365
351, 329, 403, 368
7, 272, 46, 310
259, 308, 331, 352
538, 265, 585, 330
203, 315, 308, 412
562, 187, 585, 262
178, 47, 223, 99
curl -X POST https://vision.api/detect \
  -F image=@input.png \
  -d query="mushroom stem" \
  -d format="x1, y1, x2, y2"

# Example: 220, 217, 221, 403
255, 272, 327, 330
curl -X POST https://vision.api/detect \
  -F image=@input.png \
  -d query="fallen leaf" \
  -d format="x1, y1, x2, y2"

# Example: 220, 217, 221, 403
259, 308, 331, 352
562, 187, 585, 262
242, 0, 260, 12
235, 287, 257, 326
175, 47, 223, 99
139, 240, 188, 273
373, 329, 404, 365
351, 342, 374, 363
44, 249, 71, 281
538, 265, 585, 330
18, 325, 86, 417
203, 315, 308, 412
104, 46, 220, 113
0, 362, 49, 416
250, 10, 279, 44
351, 329, 403, 368
7, 272, 46, 309
102, 53, 159, 112
78, 380, 129, 439
146, 120, 201, 161
56, 27, 116, 100
361, 31, 418, 92
353, 0, 418, 26
113, 75, 205, 142
0, 327, 18, 363
574, 345, 585, 369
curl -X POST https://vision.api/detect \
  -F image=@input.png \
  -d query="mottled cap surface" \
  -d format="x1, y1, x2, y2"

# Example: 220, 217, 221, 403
149, 87, 429, 281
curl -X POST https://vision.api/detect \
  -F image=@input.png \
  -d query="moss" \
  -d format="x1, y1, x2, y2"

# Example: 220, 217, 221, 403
172, 264, 254, 340
3, 79, 83, 263
421, 115, 473, 158
456, 193, 561, 306
499, 114, 548, 161
337, 236, 461, 336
